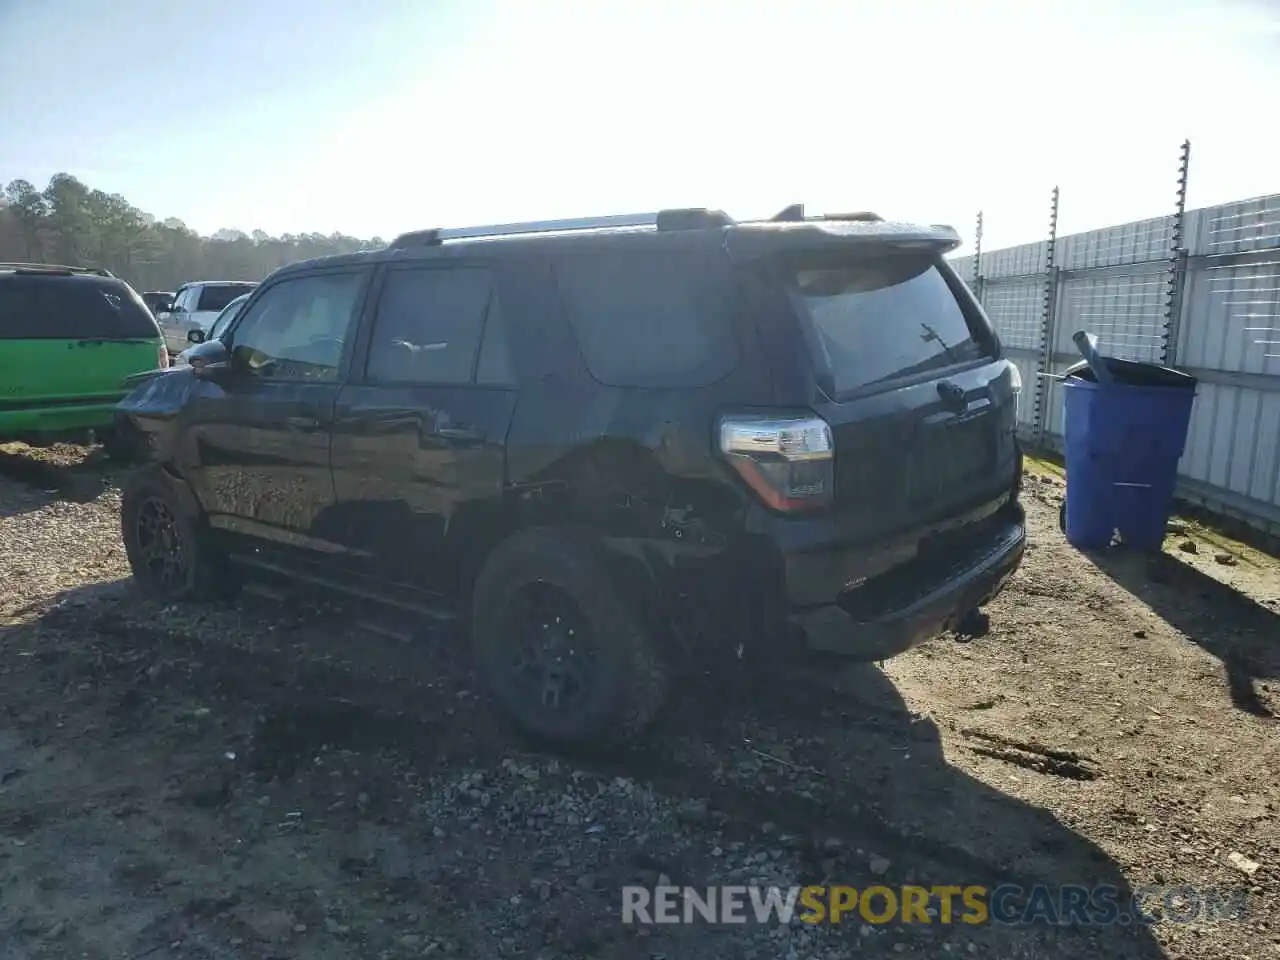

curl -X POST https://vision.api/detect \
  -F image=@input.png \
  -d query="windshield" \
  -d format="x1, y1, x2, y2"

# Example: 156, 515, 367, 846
792, 253, 987, 397
208, 295, 248, 339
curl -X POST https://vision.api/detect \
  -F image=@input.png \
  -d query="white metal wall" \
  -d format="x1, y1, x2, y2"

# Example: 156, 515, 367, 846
951, 192, 1280, 535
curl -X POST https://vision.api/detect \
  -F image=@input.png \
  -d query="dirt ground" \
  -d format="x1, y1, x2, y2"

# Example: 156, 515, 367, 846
0, 443, 1277, 960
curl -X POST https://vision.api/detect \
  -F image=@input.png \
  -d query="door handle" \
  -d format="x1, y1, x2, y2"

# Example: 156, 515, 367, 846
286, 415, 323, 432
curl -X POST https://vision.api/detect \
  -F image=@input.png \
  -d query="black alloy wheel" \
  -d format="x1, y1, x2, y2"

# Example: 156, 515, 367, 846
133, 494, 192, 593
501, 581, 600, 715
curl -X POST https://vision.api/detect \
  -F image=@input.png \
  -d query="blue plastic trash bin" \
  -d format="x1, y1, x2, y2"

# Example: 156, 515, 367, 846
1061, 358, 1197, 551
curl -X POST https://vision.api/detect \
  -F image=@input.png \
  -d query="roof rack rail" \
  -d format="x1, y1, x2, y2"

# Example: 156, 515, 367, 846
388, 207, 741, 248
0, 262, 114, 277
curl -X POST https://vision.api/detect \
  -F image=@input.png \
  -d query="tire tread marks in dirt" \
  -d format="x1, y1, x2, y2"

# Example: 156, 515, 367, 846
960, 727, 1099, 781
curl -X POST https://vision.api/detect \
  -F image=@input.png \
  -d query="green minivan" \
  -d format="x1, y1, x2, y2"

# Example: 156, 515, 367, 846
0, 263, 168, 453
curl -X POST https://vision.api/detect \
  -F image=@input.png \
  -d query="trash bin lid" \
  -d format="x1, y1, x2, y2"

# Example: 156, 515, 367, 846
1063, 357, 1197, 389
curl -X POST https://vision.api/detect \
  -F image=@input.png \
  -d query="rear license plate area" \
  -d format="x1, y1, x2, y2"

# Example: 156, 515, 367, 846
906, 414, 995, 506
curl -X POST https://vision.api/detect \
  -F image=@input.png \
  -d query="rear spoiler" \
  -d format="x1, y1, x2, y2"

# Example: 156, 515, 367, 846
726, 217, 962, 261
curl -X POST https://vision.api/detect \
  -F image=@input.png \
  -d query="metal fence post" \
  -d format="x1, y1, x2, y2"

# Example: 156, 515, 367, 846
972, 210, 984, 304
1162, 139, 1192, 367
1033, 186, 1061, 448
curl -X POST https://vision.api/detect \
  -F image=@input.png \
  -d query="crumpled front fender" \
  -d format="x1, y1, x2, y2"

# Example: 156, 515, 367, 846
115, 366, 201, 463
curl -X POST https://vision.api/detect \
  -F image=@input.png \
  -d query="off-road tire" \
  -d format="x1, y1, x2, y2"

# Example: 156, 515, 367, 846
121, 467, 235, 602
470, 527, 667, 748
99, 424, 142, 464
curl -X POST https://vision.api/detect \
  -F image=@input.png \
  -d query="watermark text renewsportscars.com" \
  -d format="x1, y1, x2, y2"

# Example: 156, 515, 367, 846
621, 884, 1252, 927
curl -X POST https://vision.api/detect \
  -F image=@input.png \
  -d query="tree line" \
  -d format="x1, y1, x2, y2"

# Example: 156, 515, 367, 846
0, 173, 383, 293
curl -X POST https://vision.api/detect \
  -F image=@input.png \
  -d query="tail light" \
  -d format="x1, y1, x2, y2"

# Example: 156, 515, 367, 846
718, 414, 834, 512
158, 344, 170, 368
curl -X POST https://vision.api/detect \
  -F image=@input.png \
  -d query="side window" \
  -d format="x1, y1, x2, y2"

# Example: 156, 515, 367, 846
555, 246, 740, 388
171, 286, 191, 312
366, 266, 492, 384
228, 271, 366, 381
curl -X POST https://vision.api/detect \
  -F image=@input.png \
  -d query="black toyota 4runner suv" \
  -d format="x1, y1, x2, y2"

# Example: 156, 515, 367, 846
117, 206, 1025, 745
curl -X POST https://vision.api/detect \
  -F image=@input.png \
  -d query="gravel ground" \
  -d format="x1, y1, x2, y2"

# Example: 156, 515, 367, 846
0, 443, 1277, 960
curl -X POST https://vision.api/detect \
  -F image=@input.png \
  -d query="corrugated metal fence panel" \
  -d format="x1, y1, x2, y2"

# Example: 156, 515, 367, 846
981, 277, 1043, 351
984, 241, 1047, 279
1189, 194, 1280, 256
1057, 216, 1173, 270
1179, 256, 1280, 375
1041, 356, 1077, 440
1009, 352, 1040, 430
1180, 382, 1280, 519
1052, 266, 1168, 363
949, 254, 976, 280
1176, 194, 1280, 529
972, 190, 1280, 535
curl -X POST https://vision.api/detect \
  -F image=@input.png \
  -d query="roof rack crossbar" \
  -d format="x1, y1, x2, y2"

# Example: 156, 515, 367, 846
0, 262, 113, 277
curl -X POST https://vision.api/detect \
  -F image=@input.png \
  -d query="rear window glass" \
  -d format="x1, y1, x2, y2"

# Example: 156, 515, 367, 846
793, 255, 985, 396
555, 246, 739, 389
0, 276, 160, 340
197, 284, 255, 312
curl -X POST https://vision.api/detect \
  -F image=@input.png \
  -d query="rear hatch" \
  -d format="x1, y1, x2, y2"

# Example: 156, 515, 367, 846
742, 232, 1019, 543
0, 272, 166, 408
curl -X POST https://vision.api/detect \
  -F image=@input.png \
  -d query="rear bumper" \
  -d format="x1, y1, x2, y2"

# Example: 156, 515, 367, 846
788, 503, 1025, 660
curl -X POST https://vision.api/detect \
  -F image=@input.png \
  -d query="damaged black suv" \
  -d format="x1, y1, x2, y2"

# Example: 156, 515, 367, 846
117, 206, 1025, 745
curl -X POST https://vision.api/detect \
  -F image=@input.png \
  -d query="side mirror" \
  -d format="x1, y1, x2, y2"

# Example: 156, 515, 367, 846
187, 328, 206, 344
187, 339, 230, 380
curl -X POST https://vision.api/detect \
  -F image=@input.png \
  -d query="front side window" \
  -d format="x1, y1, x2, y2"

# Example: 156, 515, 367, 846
208, 296, 247, 340
228, 271, 366, 380
365, 266, 494, 384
